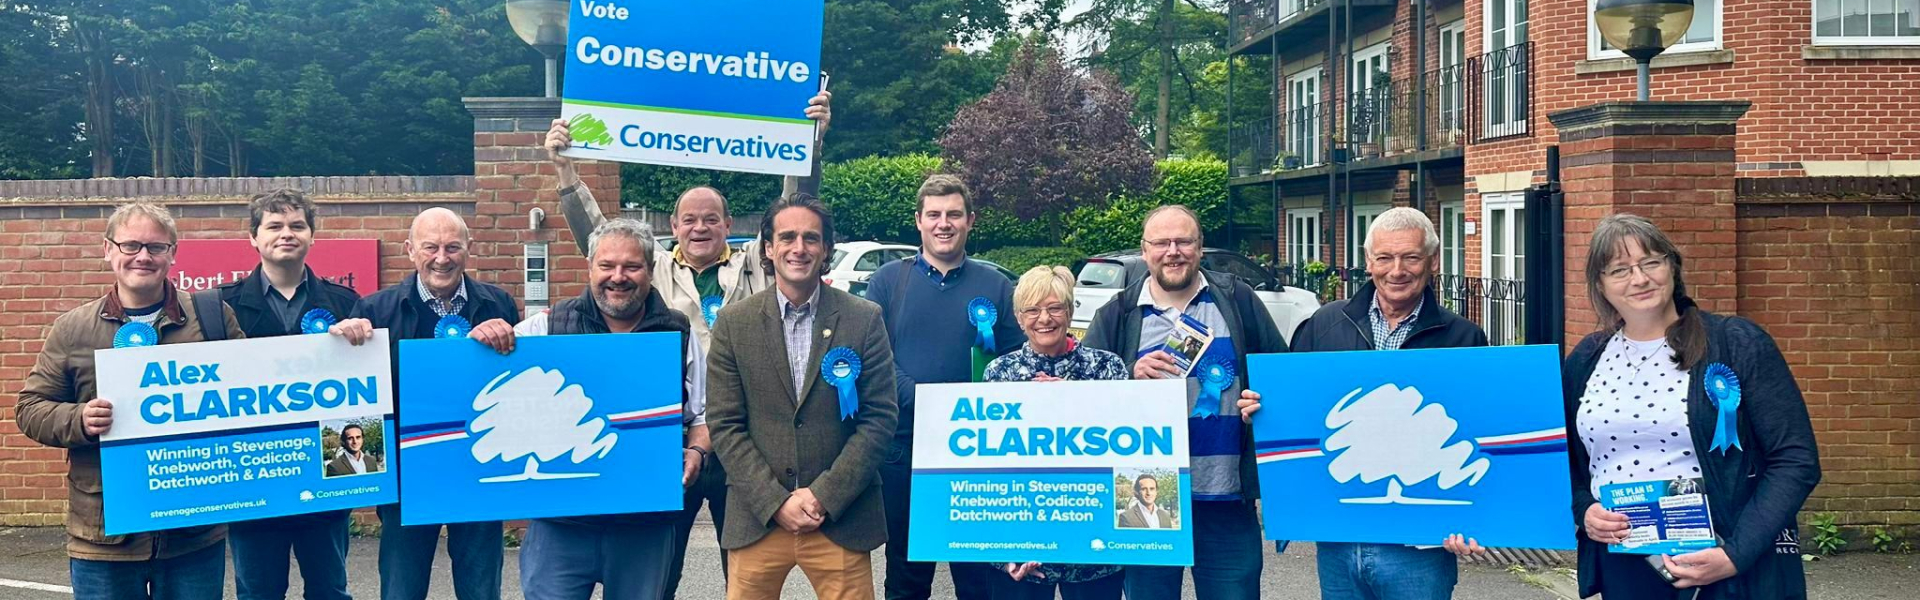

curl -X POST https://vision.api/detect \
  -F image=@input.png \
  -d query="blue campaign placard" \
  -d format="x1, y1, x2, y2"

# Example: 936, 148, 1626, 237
1248, 345, 1576, 549
95, 332, 399, 535
396, 332, 683, 525
908, 379, 1194, 567
559, 0, 825, 175
1599, 478, 1718, 555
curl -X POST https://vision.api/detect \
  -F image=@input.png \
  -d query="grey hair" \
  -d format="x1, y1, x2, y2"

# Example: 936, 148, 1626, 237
587, 218, 658, 267
1364, 207, 1439, 256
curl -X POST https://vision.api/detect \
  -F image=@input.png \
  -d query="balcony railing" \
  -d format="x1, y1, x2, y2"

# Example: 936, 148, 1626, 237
1231, 0, 1333, 45
1227, 42, 1532, 176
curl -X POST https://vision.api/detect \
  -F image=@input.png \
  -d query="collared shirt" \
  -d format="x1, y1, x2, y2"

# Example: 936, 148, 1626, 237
343, 451, 368, 474
913, 252, 967, 288
415, 276, 469, 318
674, 246, 729, 300
1132, 279, 1243, 501
1368, 295, 1424, 351
1136, 276, 1213, 318
261, 269, 310, 333
1135, 502, 1161, 528
777, 286, 820, 402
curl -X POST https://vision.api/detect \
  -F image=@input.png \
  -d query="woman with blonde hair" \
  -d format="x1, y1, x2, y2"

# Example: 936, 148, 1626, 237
1564, 213, 1819, 599
981, 265, 1126, 599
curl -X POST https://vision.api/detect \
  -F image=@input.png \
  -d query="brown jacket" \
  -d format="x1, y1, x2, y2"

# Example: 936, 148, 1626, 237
325, 450, 384, 477
706, 285, 898, 552
15, 284, 242, 561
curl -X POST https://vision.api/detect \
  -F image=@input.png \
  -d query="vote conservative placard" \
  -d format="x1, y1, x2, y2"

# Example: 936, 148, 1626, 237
1247, 345, 1575, 549
559, 0, 825, 176
395, 333, 684, 525
96, 332, 397, 536
908, 379, 1193, 566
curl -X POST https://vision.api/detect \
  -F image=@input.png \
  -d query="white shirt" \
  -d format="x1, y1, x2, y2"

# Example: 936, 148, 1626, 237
1577, 334, 1701, 499
513, 310, 709, 427
343, 451, 367, 474
1135, 502, 1161, 528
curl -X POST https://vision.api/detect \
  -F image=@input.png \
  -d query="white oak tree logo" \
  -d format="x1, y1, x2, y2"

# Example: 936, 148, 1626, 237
468, 367, 618, 483
1324, 383, 1490, 505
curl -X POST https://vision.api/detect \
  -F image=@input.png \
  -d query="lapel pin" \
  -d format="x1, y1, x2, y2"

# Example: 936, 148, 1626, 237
823, 328, 833, 339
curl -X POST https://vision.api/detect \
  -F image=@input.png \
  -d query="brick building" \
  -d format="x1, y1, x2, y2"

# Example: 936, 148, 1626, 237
1226, 0, 1918, 539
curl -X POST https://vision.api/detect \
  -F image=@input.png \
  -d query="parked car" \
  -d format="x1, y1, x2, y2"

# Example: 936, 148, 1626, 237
824, 241, 916, 291
1069, 248, 1319, 344
849, 254, 1018, 298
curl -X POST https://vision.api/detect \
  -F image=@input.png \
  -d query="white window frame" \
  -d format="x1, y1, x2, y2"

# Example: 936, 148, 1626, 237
1287, 68, 1325, 166
1813, 0, 1920, 45
1439, 21, 1467, 135
1484, 0, 1530, 139
1287, 208, 1323, 266
1588, 0, 1723, 59
1440, 200, 1466, 278
1347, 203, 1389, 270
1481, 193, 1528, 346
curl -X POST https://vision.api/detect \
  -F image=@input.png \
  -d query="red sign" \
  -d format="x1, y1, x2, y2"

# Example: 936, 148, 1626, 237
171, 239, 381, 297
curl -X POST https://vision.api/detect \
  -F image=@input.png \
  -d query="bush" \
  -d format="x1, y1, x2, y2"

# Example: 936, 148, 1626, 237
620, 164, 783, 215
1064, 157, 1228, 255
820, 154, 942, 243
975, 246, 1085, 276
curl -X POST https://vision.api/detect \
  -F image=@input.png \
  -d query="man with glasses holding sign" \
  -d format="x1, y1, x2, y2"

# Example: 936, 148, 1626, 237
16, 203, 243, 599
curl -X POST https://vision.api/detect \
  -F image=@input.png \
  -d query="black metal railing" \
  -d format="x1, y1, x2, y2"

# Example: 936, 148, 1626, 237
1229, 115, 1278, 177
1231, 0, 1329, 44
1471, 41, 1532, 142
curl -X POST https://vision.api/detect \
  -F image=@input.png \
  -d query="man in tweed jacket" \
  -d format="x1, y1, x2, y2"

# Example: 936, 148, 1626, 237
706, 194, 898, 600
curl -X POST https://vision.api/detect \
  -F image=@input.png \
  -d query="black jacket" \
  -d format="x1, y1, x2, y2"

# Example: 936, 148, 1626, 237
1288, 281, 1489, 352
351, 273, 521, 341
1563, 301, 1820, 600
217, 266, 362, 338
1081, 269, 1288, 500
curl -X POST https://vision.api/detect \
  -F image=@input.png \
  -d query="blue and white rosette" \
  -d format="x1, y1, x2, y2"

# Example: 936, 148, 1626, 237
300, 308, 338, 334
113, 322, 158, 348
701, 295, 723, 327
434, 314, 473, 339
1193, 356, 1236, 418
821, 346, 862, 421
1705, 362, 1743, 454
967, 297, 997, 352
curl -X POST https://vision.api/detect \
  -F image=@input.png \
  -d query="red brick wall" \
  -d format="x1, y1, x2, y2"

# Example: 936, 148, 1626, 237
1733, 191, 1920, 537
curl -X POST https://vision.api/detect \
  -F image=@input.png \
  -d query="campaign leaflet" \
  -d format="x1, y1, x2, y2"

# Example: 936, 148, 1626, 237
1600, 477, 1718, 555
1157, 314, 1214, 377
908, 379, 1193, 566
96, 332, 397, 535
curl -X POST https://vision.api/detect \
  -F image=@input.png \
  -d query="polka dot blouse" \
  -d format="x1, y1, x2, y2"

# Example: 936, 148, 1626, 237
1576, 334, 1701, 499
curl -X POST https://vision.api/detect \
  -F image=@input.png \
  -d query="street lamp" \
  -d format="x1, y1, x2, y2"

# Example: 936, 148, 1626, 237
505, 0, 569, 98
1594, 0, 1694, 101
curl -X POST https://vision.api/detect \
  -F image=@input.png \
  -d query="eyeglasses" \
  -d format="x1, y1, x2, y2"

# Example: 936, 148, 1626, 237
1143, 237, 1197, 252
1602, 256, 1670, 282
1017, 305, 1069, 320
107, 238, 175, 257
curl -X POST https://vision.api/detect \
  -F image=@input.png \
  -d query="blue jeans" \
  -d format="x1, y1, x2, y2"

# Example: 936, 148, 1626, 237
230, 511, 353, 600
519, 518, 676, 600
375, 504, 502, 600
69, 539, 225, 600
1123, 500, 1264, 600
1315, 542, 1458, 600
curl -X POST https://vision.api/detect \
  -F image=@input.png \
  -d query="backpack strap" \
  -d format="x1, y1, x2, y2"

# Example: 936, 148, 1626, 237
191, 289, 229, 342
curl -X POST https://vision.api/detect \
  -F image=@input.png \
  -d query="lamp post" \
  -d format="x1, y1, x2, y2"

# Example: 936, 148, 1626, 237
1594, 0, 1694, 101
505, 0, 569, 98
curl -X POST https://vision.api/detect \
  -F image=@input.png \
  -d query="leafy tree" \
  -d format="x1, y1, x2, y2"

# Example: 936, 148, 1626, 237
820, 153, 942, 244
819, 0, 1017, 162
940, 38, 1154, 240
1065, 157, 1226, 255
620, 164, 783, 218
1070, 0, 1227, 159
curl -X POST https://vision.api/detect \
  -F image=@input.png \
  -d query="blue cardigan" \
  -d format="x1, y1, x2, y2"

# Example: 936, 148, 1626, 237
1562, 300, 1821, 600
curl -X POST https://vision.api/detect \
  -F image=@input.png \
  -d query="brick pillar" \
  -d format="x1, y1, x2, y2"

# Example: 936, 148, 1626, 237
463, 97, 621, 311
1547, 101, 1752, 337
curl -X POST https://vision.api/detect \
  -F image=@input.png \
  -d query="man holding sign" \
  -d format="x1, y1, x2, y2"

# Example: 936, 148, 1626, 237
16, 203, 242, 599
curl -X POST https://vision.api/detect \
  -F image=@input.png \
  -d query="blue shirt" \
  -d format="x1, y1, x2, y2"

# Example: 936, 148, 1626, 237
1132, 281, 1245, 501
866, 254, 1025, 442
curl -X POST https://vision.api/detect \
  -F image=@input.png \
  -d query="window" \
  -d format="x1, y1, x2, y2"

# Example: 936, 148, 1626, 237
1816, 0, 1920, 44
1486, 0, 1530, 138
1204, 253, 1277, 290
1288, 68, 1325, 166
1350, 43, 1391, 146
1347, 204, 1388, 270
1590, 0, 1721, 58
1440, 200, 1465, 278
1440, 22, 1466, 136
1287, 208, 1322, 267
854, 250, 887, 271
1482, 193, 1528, 346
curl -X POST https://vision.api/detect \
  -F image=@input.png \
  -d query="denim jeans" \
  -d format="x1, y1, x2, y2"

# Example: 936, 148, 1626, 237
520, 518, 676, 600
69, 539, 225, 600
1123, 500, 1264, 600
1315, 542, 1458, 600
375, 504, 502, 600
230, 511, 353, 600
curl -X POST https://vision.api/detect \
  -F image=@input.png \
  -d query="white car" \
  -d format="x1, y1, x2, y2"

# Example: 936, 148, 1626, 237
824, 241, 917, 291
1069, 249, 1319, 345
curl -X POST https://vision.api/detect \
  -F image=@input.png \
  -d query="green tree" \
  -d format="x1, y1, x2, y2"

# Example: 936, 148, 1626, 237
1070, 0, 1228, 159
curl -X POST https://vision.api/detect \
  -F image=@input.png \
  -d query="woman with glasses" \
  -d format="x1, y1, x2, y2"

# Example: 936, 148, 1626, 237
1563, 214, 1819, 599
981, 266, 1126, 600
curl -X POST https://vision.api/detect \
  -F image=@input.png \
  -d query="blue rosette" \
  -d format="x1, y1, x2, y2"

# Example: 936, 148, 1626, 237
300, 308, 338, 334
1193, 356, 1236, 418
967, 297, 997, 352
113, 322, 158, 348
821, 346, 862, 421
701, 295, 723, 327
434, 314, 473, 339
1705, 362, 1743, 454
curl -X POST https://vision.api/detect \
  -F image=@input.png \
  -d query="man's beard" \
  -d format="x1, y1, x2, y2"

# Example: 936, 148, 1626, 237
1153, 267, 1194, 292
594, 282, 645, 320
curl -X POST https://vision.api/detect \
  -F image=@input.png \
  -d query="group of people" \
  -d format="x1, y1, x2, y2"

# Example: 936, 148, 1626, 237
16, 89, 1820, 600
